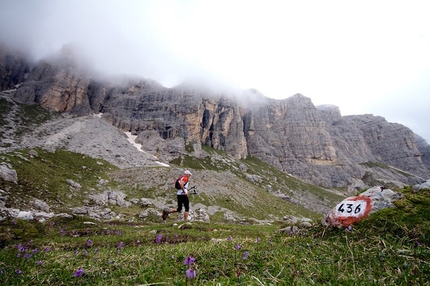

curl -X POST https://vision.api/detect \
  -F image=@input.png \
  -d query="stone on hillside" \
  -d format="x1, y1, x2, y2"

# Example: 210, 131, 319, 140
72, 206, 90, 214
323, 186, 403, 227
32, 211, 55, 222
107, 191, 130, 207
89, 192, 109, 206
67, 179, 81, 189
223, 212, 237, 222
28, 150, 39, 157
0, 163, 18, 184
277, 225, 300, 235
192, 208, 210, 223
178, 222, 193, 229
282, 215, 313, 227
89, 191, 131, 207
245, 173, 262, 184
139, 208, 159, 219
413, 179, 430, 191
17, 211, 34, 220
139, 198, 152, 207
31, 199, 50, 212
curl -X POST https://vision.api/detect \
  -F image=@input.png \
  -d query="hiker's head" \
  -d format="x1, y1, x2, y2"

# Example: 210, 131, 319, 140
184, 170, 192, 177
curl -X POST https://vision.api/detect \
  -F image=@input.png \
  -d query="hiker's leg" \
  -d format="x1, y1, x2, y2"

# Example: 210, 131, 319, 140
184, 196, 190, 221
176, 195, 183, 213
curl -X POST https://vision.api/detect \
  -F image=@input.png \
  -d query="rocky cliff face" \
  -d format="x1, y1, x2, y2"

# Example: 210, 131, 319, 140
0, 44, 31, 90
1, 45, 429, 189
13, 46, 92, 114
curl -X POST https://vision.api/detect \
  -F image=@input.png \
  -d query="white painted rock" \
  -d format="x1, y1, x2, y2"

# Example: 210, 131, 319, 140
322, 186, 403, 227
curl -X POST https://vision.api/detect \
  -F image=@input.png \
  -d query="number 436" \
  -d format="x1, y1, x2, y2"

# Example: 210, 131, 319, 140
337, 203, 362, 214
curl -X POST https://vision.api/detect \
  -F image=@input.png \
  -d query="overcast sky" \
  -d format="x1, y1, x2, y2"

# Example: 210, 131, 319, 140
1, 0, 429, 142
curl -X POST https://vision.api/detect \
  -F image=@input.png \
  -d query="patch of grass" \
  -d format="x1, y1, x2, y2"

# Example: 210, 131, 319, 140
0, 148, 118, 211
0, 97, 55, 139
15, 103, 53, 136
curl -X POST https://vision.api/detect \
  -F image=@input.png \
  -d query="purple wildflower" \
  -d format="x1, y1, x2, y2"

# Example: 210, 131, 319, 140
16, 269, 22, 275
345, 225, 353, 232
44, 247, 50, 252
33, 248, 38, 254
257, 237, 261, 243
37, 261, 43, 266
155, 234, 163, 244
94, 248, 98, 253
24, 253, 32, 259
235, 244, 242, 250
74, 250, 79, 255
86, 239, 92, 247
227, 236, 233, 241
83, 251, 88, 255
242, 251, 249, 260
184, 255, 196, 266
186, 268, 196, 279
73, 268, 84, 277
117, 241, 124, 249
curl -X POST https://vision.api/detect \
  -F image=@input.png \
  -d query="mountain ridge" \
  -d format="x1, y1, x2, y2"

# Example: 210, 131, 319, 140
1, 44, 429, 191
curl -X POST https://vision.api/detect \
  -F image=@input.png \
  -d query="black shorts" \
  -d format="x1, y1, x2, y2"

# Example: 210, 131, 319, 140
177, 195, 190, 212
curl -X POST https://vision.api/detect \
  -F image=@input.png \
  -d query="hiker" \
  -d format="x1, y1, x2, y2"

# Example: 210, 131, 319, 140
162, 170, 192, 221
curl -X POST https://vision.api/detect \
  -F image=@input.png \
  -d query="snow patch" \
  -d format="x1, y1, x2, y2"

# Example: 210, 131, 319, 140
124, 132, 169, 167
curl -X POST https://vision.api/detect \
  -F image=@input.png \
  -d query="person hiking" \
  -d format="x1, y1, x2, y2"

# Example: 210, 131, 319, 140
162, 170, 192, 222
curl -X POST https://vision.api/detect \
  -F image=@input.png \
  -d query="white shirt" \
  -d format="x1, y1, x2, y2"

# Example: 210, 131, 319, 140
176, 181, 189, 195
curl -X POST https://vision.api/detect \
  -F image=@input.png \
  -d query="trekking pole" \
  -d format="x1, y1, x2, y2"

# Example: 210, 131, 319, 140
189, 186, 198, 194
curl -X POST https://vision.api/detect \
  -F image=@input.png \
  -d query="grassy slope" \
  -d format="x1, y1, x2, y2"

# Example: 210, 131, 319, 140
0, 148, 118, 213
0, 188, 428, 285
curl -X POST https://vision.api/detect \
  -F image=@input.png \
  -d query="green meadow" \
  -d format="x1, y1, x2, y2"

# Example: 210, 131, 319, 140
0, 186, 428, 285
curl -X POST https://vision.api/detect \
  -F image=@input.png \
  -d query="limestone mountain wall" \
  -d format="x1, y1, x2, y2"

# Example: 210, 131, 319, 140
1, 45, 429, 189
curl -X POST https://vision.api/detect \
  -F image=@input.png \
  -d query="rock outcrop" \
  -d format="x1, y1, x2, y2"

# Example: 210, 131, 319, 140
1, 45, 429, 189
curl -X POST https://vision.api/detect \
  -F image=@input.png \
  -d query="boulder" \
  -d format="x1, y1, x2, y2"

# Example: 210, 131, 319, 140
138, 208, 159, 219
413, 179, 430, 191
191, 208, 210, 223
0, 163, 18, 184
323, 186, 403, 227
89, 192, 109, 206
139, 198, 152, 207
67, 179, 81, 189
31, 199, 50, 212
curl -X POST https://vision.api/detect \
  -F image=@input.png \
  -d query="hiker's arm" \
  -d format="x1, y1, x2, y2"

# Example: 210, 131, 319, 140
180, 181, 188, 195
